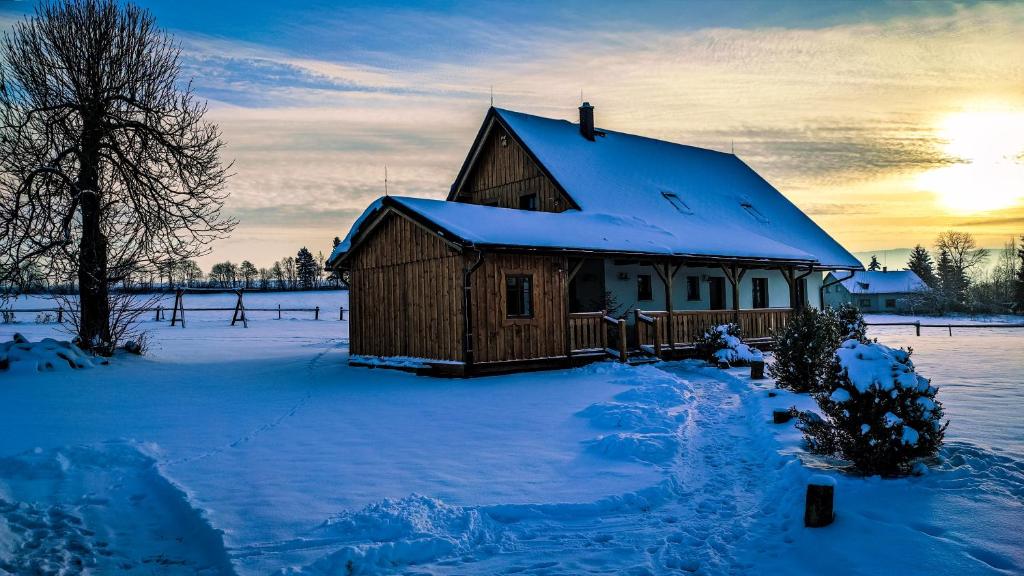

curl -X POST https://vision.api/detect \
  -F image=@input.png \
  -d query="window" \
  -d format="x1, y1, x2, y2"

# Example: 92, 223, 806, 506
739, 196, 769, 223
752, 277, 769, 309
506, 275, 533, 318
686, 276, 700, 301
518, 193, 538, 211
860, 298, 871, 307
794, 278, 807, 307
637, 274, 653, 301
885, 298, 897, 308
661, 191, 692, 214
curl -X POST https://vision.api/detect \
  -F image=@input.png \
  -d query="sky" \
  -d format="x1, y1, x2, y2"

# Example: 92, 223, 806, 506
1, 0, 1023, 271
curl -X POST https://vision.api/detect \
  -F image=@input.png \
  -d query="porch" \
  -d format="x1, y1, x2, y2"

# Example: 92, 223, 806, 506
565, 256, 811, 361
567, 307, 792, 361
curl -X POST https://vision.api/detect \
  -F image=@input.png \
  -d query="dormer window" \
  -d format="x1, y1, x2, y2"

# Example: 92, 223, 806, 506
661, 191, 692, 214
739, 197, 768, 223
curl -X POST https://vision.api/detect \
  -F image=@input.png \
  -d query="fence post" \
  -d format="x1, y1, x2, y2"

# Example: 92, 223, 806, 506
57, 307, 63, 323
339, 306, 345, 321
617, 319, 627, 363
915, 321, 920, 337
278, 304, 282, 320
315, 306, 320, 320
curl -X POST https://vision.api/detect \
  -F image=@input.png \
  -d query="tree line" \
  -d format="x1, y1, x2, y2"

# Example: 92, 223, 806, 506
893, 230, 1024, 314
203, 246, 343, 291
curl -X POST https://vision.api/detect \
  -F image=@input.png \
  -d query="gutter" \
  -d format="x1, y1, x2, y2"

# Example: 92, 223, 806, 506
461, 249, 486, 375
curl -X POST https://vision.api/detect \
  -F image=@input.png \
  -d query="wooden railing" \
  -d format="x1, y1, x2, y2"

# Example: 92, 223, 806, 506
637, 308, 792, 351
569, 311, 628, 362
569, 312, 606, 352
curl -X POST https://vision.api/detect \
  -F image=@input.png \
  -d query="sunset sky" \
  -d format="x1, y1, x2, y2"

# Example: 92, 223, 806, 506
2, 0, 1023, 270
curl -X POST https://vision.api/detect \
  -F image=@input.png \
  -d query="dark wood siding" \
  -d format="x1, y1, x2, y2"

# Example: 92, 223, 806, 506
454, 123, 571, 213
471, 253, 568, 363
348, 213, 464, 362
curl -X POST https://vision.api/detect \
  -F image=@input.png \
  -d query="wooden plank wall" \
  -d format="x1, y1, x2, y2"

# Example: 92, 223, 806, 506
471, 253, 568, 363
455, 124, 571, 213
348, 214, 464, 361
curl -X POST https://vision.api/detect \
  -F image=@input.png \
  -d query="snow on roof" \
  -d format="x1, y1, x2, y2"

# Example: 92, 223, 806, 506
330, 196, 821, 266
492, 108, 862, 269
836, 270, 929, 294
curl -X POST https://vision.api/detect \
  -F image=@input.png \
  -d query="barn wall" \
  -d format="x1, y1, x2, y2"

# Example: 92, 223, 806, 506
454, 123, 572, 213
470, 252, 568, 364
348, 213, 464, 362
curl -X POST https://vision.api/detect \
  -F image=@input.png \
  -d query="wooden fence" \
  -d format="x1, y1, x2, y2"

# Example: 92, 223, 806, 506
0, 306, 346, 324
866, 321, 1024, 336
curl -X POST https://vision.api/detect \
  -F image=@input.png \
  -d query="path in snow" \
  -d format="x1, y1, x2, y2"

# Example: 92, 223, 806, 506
266, 361, 800, 575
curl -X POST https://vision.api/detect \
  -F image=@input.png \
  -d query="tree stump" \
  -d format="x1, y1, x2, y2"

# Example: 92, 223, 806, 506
750, 360, 765, 379
805, 475, 836, 528
773, 408, 793, 424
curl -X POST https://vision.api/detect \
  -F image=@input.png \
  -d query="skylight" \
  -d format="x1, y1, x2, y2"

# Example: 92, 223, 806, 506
739, 196, 768, 223
661, 191, 692, 214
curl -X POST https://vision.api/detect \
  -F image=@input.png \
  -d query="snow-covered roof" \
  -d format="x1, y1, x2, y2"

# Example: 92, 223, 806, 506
835, 270, 929, 294
485, 108, 861, 269
329, 196, 819, 265
330, 107, 864, 269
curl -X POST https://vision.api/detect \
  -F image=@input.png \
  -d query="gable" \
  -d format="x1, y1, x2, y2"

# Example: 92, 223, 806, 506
449, 110, 575, 213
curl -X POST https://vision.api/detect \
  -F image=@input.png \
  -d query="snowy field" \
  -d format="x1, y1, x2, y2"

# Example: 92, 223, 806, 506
0, 296, 1021, 574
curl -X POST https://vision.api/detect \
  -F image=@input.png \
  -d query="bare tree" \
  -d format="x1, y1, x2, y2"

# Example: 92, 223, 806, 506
0, 1, 234, 354
935, 230, 988, 307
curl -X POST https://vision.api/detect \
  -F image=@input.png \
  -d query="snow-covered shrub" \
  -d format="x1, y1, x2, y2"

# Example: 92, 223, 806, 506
798, 340, 947, 476
768, 308, 833, 392
770, 305, 870, 393
1, 334, 105, 373
825, 303, 868, 343
695, 323, 762, 366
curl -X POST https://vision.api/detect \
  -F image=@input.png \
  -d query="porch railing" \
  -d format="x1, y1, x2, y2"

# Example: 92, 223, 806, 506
569, 311, 628, 362
637, 308, 792, 352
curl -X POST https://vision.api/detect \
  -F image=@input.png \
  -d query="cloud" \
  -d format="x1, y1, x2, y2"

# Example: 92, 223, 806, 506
4, 1, 1023, 267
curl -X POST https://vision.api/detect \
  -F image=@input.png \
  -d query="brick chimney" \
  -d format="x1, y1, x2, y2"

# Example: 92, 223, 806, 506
579, 102, 595, 141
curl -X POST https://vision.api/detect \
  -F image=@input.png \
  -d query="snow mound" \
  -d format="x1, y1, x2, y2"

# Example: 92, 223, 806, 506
1, 334, 105, 374
290, 494, 506, 575
577, 402, 684, 433
579, 366, 692, 465
588, 431, 681, 464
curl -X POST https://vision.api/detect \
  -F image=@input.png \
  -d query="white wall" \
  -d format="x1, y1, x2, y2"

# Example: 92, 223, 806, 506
603, 261, 822, 321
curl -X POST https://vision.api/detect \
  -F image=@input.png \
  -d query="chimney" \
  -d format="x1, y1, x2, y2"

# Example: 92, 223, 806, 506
579, 102, 595, 141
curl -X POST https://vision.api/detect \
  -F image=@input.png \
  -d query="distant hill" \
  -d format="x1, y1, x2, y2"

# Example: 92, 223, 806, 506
852, 249, 914, 271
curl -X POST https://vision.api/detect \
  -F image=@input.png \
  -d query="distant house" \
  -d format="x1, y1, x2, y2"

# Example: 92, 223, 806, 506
823, 270, 929, 313
327, 104, 862, 375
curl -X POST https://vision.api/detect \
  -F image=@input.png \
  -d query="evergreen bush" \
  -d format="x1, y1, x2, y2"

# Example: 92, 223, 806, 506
798, 340, 947, 476
695, 323, 762, 366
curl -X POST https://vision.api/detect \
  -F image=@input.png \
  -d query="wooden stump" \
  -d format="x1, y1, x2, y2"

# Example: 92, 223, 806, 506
750, 360, 765, 380
772, 408, 793, 424
805, 475, 836, 527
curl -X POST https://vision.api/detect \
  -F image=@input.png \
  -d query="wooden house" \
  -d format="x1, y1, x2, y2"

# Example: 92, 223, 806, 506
327, 104, 863, 376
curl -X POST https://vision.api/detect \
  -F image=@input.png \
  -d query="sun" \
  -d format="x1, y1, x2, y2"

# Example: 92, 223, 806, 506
915, 108, 1024, 214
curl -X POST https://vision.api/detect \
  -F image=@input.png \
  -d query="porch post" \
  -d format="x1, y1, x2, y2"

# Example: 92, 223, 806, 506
721, 264, 746, 324
653, 261, 682, 352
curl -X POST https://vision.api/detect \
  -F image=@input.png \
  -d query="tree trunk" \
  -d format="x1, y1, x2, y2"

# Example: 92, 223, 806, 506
77, 124, 112, 355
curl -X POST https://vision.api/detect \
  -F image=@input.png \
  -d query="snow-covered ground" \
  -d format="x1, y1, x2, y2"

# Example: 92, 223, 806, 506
1, 299, 1021, 574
